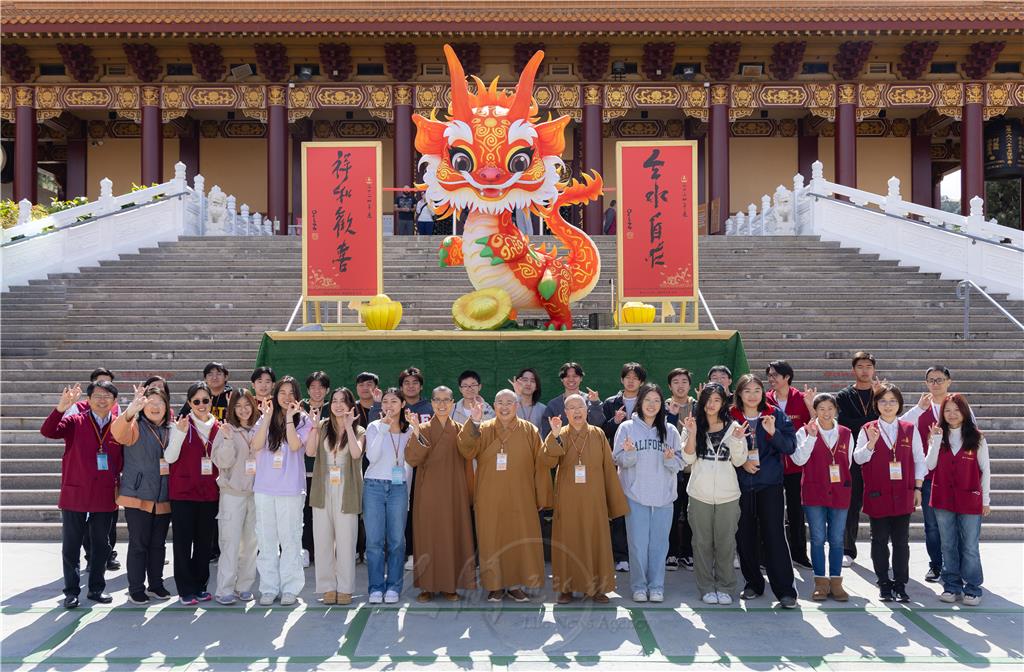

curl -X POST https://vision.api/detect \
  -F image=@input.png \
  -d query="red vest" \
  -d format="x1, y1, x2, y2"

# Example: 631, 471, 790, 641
861, 420, 916, 518
800, 426, 853, 509
914, 406, 938, 481
767, 388, 810, 475
168, 417, 220, 501
929, 444, 983, 515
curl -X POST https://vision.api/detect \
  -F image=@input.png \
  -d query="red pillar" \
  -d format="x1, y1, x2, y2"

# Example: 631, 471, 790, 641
582, 85, 603, 235
960, 88, 984, 216
267, 86, 288, 234
140, 86, 163, 186
66, 118, 87, 199
393, 84, 414, 193
707, 85, 730, 234
910, 119, 933, 207
13, 87, 37, 204
797, 118, 818, 180
178, 117, 200, 185
291, 118, 312, 231
834, 91, 857, 189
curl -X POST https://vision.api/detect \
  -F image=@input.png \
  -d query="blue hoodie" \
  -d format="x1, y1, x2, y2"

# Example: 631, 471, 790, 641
732, 406, 797, 492
612, 414, 683, 507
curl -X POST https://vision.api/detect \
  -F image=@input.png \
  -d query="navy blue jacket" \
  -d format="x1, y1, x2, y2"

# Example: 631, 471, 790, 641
732, 406, 797, 492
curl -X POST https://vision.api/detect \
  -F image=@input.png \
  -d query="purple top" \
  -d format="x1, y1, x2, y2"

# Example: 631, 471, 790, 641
253, 413, 312, 497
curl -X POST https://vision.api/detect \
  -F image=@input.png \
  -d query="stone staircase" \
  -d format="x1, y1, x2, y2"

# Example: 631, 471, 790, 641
2, 234, 1022, 541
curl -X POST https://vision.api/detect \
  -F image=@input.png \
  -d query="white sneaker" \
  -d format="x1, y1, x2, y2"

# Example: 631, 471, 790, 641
842, 555, 853, 568
616, 561, 630, 572
702, 592, 720, 605
962, 594, 982, 606
384, 590, 400, 604
939, 592, 961, 603
404, 556, 414, 571
733, 555, 740, 569
632, 591, 648, 602
649, 591, 664, 603
280, 593, 297, 606
368, 591, 383, 604
301, 549, 310, 568
716, 592, 732, 605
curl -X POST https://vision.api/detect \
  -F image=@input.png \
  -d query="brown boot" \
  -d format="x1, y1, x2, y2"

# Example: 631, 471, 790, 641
811, 577, 831, 601
829, 576, 849, 602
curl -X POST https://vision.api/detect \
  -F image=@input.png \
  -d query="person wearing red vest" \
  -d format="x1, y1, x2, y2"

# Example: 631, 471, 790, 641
41, 380, 124, 609
765, 360, 813, 570
166, 381, 222, 606
926, 394, 990, 606
853, 384, 925, 603
791, 393, 853, 601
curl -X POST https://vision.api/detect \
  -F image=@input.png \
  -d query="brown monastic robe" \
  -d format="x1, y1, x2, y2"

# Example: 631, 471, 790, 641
405, 415, 477, 592
457, 416, 553, 591
540, 424, 629, 595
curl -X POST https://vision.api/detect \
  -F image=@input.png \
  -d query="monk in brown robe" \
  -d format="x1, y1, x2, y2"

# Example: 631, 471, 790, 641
542, 393, 629, 604
458, 389, 552, 602
405, 386, 477, 602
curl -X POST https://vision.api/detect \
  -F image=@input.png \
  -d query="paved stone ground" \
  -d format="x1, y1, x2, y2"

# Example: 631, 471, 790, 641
1, 541, 1021, 670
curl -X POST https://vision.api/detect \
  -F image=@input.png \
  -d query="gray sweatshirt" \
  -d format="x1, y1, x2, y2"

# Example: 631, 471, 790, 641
612, 414, 683, 507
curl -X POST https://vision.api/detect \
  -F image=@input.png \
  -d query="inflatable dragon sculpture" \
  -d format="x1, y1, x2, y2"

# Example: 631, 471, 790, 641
413, 45, 602, 330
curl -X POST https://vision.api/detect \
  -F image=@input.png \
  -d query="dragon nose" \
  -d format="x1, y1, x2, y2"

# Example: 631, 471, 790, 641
477, 167, 503, 183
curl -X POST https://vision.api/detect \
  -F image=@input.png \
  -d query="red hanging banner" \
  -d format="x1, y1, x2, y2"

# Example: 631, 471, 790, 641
301, 141, 382, 301
616, 140, 699, 304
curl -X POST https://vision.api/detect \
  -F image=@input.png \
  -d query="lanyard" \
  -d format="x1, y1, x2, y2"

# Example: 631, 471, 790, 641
566, 429, 586, 464
855, 388, 872, 416
189, 418, 214, 459
817, 427, 840, 463
387, 430, 402, 466
143, 421, 168, 451
90, 415, 111, 454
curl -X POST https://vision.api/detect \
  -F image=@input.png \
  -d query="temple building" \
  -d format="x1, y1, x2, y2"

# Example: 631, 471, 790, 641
2, 1, 1022, 233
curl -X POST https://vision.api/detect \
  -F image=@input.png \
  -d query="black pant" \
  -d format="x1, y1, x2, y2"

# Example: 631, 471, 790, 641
303, 476, 315, 558
82, 508, 118, 562
869, 514, 911, 587
783, 472, 809, 563
123, 507, 170, 595
737, 485, 797, 600
611, 516, 628, 563
844, 462, 864, 558
63, 510, 114, 596
669, 471, 693, 559
170, 499, 218, 597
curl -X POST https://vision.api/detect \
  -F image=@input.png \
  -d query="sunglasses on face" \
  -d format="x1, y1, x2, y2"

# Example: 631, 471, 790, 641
191, 398, 212, 405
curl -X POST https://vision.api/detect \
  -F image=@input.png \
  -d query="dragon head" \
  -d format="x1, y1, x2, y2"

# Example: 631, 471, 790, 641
413, 45, 571, 216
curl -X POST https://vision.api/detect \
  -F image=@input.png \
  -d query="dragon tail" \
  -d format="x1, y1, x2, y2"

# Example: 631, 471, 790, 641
544, 171, 603, 302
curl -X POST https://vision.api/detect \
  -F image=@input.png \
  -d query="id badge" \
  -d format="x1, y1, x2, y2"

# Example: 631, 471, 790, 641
889, 461, 903, 480
201, 457, 214, 475
829, 463, 841, 483
391, 465, 404, 484
496, 452, 508, 471
96, 453, 109, 471
159, 458, 170, 476
574, 464, 586, 484
272, 451, 284, 469
746, 450, 760, 463
329, 465, 342, 485
244, 459, 257, 476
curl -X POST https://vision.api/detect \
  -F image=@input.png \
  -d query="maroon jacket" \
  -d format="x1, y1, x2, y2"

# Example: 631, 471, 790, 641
767, 388, 811, 475
41, 408, 123, 513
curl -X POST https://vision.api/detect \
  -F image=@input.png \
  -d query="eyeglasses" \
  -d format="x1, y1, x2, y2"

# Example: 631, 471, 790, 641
90, 394, 115, 402
926, 378, 949, 385
459, 383, 480, 390
190, 398, 212, 405
877, 399, 900, 405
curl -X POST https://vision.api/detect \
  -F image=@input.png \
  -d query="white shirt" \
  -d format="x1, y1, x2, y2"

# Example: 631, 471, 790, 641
792, 424, 854, 467
926, 428, 991, 506
452, 398, 495, 425
363, 419, 413, 483
853, 418, 927, 480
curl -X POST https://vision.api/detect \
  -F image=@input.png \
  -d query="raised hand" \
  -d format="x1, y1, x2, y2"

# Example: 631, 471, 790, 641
57, 384, 82, 412
614, 407, 627, 424
917, 392, 933, 410
805, 418, 819, 437
405, 409, 421, 436
803, 385, 817, 410
928, 422, 942, 438
259, 398, 273, 417
548, 415, 563, 436
623, 435, 635, 452
126, 385, 147, 415
175, 416, 189, 433
871, 376, 887, 393
308, 406, 321, 426
469, 398, 484, 423
696, 383, 706, 397
371, 387, 384, 404
866, 423, 881, 446
682, 414, 697, 435
586, 387, 600, 403
732, 421, 751, 440
665, 398, 681, 416
286, 401, 302, 417
380, 407, 394, 425
342, 407, 357, 429
509, 377, 524, 397
762, 414, 776, 435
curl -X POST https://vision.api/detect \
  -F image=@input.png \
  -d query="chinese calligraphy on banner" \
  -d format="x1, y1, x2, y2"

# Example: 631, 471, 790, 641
302, 141, 382, 301
616, 140, 699, 325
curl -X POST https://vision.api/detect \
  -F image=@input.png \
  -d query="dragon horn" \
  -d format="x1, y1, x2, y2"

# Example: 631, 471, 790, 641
508, 50, 544, 120
444, 44, 473, 119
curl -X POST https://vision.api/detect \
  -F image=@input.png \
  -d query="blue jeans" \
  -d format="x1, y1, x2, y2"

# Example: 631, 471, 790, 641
921, 479, 943, 571
625, 498, 673, 594
803, 505, 848, 577
933, 508, 983, 597
363, 479, 408, 595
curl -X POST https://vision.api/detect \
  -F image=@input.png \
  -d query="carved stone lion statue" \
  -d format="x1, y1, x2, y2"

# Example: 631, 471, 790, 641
206, 186, 229, 234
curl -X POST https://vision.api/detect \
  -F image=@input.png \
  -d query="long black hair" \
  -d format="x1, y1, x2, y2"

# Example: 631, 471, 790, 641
267, 376, 303, 452
324, 387, 357, 451
635, 383, 667, 444
939, 394, 982, 454
696, 383, 731, 458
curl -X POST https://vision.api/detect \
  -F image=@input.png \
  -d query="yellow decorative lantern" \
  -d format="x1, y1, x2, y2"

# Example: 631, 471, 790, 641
358, 294, 403, 330
621, 302, 656, 324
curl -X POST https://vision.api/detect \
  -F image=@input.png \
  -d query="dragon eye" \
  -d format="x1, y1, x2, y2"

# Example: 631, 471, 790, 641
507, 149, 533, 173
449, 148, 474, 173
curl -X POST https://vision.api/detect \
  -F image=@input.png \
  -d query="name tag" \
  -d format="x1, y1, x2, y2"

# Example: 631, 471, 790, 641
329, 465, 342, 485
96, 453, 109, 471
201, 457, 214, 475
272, 451, 284, 469
889, 461, 903, 480
829, 463, 841, 483
244, 459, 257, 476
159, 458, 170, 476
574, 464, 586, 484
391, 465, 404, 484
746, 450, 760, 463
496, 452, 508, 471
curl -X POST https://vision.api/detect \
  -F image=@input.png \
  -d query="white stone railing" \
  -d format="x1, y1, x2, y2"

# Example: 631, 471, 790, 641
726, 160, 1023, 300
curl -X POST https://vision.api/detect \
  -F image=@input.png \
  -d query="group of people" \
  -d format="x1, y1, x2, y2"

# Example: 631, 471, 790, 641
46, 351, 990, 609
